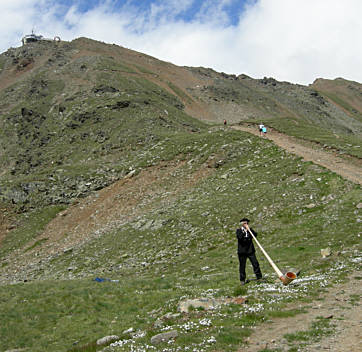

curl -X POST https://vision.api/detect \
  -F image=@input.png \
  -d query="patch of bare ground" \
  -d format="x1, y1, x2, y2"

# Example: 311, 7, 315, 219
232, 125, 362, 185
312, 78, 362, 117
0, 204, 16, 246
0, 159, 214, 282
0, 53, 51, 93
239, 273, 361, 352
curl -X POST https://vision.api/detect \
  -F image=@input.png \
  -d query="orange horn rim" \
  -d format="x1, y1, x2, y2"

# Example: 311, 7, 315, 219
279, 272, 297, 286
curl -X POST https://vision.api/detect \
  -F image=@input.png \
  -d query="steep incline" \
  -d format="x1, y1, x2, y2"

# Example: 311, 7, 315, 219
0, 38, 361, 211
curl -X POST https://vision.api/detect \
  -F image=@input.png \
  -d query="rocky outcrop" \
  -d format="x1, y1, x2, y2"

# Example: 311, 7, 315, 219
150, 330, 178, 345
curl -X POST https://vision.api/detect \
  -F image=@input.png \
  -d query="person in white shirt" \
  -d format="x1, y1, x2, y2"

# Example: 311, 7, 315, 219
258, 123, 264, 136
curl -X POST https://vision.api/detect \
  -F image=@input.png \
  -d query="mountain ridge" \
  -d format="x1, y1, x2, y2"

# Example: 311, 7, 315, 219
0, 37, 361, 210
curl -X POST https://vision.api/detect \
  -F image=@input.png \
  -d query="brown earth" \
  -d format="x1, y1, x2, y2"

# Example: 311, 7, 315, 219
232, 124, 362, 185
312, 78, 362, 118
0, 159, 214, 282
0, 203, 16, 245
240, 273, 361, 352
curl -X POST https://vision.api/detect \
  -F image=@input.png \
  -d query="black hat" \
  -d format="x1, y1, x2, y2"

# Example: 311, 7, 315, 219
240, 218, 250, 223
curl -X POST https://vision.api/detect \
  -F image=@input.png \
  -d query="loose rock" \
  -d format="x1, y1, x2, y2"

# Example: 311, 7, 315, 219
321, 248, 332, 258
178, 297, 247, 313
150, 330, 178, 345
96, 335, 119, 346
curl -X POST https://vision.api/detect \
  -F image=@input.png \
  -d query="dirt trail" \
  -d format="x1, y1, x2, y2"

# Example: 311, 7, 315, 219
232, 125, 362, 185
240, 273, 361, 352
232, 124, 362, 351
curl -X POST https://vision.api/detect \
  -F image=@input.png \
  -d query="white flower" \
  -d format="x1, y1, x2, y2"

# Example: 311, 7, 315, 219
207, 336, 216, 343
199, 318, 212, 326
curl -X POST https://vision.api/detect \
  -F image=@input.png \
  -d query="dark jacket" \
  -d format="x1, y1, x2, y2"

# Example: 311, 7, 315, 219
236, 227, 257, 255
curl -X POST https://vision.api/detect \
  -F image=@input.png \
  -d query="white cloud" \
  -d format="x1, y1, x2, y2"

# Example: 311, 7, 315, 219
233, 0, 362, 83
0, 0, 361, 85
0, 0, 66, 48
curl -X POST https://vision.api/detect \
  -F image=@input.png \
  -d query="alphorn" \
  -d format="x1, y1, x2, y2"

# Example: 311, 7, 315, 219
247, 228, 296, 285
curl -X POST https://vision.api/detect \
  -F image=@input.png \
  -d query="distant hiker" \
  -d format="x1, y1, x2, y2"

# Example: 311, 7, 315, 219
262, 126, 267, 137
258, 123, 264, 136
236, 218, 262, 285
223, 119, 227, 126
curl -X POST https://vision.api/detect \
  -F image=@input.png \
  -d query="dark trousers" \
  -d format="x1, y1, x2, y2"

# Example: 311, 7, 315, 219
238, 252, 262, 282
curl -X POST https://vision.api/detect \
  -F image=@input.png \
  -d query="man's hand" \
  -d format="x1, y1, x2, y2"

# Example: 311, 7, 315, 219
241, 221, 249, 230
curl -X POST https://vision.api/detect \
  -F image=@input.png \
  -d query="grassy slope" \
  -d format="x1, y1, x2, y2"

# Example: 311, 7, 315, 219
1, 128, 360, 351
0, 39, 361, 351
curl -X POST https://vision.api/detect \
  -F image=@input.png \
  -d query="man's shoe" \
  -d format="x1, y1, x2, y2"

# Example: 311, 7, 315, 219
240, 281, 246, 286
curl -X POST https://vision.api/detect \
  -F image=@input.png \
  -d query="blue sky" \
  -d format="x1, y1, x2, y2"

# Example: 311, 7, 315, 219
0, 0, 361, 85
54, 1, 251, 26
52, 0, 252, 32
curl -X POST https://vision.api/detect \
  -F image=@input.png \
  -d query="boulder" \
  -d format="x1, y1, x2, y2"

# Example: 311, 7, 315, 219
178, 297, 247, 313
154, 312, 181, 327
125, 170, 136, 178
162, 312, 181, 320
96, 335, 119, 346
178, 298, 220, 313
122, 327, 134, 334
321, 248, 332, 258
150, 330, 178, 345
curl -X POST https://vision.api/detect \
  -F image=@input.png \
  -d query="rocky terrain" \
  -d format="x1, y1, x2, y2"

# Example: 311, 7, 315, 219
0, 38, 361, 352
0, 38, 361, 210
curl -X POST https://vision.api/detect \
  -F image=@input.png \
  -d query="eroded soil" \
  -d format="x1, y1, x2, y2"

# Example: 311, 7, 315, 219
0, 160, 214, 283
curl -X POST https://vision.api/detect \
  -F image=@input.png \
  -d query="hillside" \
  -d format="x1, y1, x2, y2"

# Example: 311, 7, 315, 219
311, 77, 362, 121
0, 38, 361, 352
0, 38, 361, 210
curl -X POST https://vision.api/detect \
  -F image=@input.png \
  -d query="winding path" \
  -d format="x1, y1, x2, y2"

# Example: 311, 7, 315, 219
232, 125, 362, 185
239, 273, 361, 352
